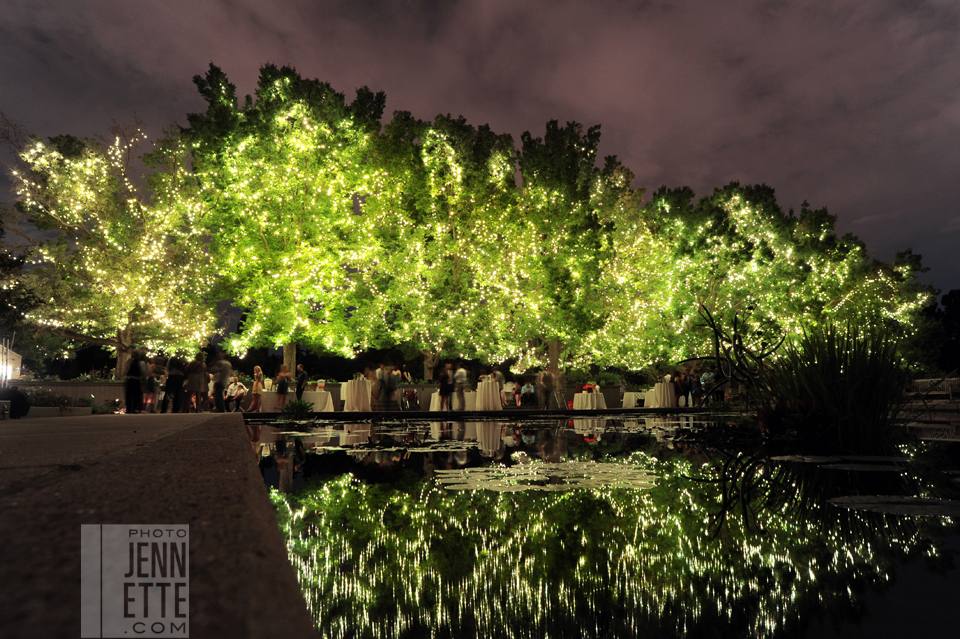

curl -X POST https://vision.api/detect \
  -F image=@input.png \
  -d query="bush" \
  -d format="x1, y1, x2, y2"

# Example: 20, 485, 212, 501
91, 402, 116, 414
20, 387, 92, 408
596, 372, 620, 386
280, 399, 314, 419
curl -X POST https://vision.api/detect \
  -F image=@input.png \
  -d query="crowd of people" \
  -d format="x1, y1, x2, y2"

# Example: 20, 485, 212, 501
121, 349, 726, 414
666, 365, 723, 407
122, 351, 316, 414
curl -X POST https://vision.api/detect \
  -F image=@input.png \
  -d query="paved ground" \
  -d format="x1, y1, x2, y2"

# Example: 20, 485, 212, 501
0, 413, 317, 639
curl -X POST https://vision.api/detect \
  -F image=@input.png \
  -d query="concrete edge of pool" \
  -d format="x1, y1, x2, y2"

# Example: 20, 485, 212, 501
0, 412, 318, 639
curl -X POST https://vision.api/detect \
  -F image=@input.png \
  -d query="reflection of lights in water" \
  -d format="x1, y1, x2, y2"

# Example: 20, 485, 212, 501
273, 450, 954, 638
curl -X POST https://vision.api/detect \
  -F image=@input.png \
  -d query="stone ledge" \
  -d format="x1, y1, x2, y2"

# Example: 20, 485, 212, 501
0, 413, 317, 639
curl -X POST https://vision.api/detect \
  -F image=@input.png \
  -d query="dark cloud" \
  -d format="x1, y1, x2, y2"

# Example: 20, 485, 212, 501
3, 0, 959, 292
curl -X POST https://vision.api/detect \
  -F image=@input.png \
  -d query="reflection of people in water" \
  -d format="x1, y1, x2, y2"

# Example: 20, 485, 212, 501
260, 434, 305, 492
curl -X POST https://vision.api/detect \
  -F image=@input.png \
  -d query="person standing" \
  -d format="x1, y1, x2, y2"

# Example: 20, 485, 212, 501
212, 353, 233, 413
700, 366, 716, 405
439, 363, 454, 411
144, 356, 165, 413
492, 365, 507, 406
275, 364, 292, 410
247, 365, 264, 413
162, 353, 186, 413
124, 349, 147, 414
295, 364, 308, 401
453, 362, 468, 411
539, 368, 555, 410
184, 353, 207, 413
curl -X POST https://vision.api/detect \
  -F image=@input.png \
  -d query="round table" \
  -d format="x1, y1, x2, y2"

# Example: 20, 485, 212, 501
261, 389, 334, 412
573, 392, 607, 410
475, 381, 502, 411
623, 392, 646, 408
343, 378, 372, 412
429, 390, 477, 411
645, 382, 676, 409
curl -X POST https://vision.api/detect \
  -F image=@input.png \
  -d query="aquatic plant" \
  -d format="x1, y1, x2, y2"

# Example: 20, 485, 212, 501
763, 324, 911, 453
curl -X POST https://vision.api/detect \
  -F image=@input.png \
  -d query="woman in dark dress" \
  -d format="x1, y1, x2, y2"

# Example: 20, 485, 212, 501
438, 363, 454, 411
275, 364, 293, 409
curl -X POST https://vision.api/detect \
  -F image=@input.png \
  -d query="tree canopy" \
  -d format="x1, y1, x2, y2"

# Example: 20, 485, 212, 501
0, 65, 935, 375
1, 119, 220, 377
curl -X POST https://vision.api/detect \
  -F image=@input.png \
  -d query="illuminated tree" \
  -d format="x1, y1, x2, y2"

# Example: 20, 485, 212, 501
633, 183, 931, 366
362, 111, 520, 378
2, 121, 220, 378
186, 64, 386, 371
507, 121, 643, 371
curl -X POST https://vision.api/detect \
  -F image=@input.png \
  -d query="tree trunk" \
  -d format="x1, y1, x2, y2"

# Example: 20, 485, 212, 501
421, 349, 441, 382
547, 339, 562, 374
283, 342, 297, 375
114, 325, 133, 380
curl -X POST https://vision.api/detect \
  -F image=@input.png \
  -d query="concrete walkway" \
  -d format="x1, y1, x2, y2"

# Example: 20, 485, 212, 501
0, 413, 317, 639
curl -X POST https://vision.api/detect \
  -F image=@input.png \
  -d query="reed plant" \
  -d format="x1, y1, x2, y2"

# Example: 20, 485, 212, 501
764, 324, 911, 453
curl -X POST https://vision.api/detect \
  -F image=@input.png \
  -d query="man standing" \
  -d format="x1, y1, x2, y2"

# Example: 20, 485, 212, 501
492, 365, 506, 406
296, 364, 308, 401
453, 362, 468, 411
212, 353, 233, 413
162, 353, 186, 413
539, 368, 555, 410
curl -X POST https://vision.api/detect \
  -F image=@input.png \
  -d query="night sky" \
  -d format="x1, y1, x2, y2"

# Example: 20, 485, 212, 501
3, 0, 959, 295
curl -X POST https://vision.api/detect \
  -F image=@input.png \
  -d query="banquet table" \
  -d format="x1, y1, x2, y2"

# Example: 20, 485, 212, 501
475, 381, 503, 411
622, 392, 646, 408
429, 390, 477, 411
343, 378, 372, 412
572, 392, 607, 410
644, 382, 676, 409
261, 389, 333, 412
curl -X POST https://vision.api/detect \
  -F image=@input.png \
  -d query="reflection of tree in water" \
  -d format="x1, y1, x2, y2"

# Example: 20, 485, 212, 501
272, 446, 958, 639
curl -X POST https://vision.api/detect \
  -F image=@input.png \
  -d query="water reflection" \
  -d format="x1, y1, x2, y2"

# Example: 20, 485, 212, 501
258, 416, 960, 638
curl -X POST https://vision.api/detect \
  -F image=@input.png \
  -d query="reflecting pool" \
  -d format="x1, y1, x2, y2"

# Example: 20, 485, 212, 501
254, 415, 960, 638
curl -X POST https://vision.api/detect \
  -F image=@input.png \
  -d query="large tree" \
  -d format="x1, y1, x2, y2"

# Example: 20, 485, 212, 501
508, 120, 640, 372
635, 183, 931, 365
362, 111, 520, 379
2, 119, 220, 377
186, 64, 386, 372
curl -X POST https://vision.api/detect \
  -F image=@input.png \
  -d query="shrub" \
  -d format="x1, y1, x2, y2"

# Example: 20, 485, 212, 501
280, 399, 314, 419
20, 388, 93, 409
596, 372, 620, 386
91, 402, 116, 414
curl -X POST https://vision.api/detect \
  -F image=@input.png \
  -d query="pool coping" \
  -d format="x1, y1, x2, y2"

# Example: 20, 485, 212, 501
0, 412, 318, 639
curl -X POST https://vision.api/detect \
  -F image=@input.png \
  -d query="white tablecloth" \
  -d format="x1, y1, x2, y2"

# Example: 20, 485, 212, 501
261, 389, 333, 412
623, 392, 646, 408
644, 382, 676, 409
343, 378, 372, 412
429, 390, 476, 411
573, 392, 607, 410
477, 421, 502, 457
475, 381, 502, 411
